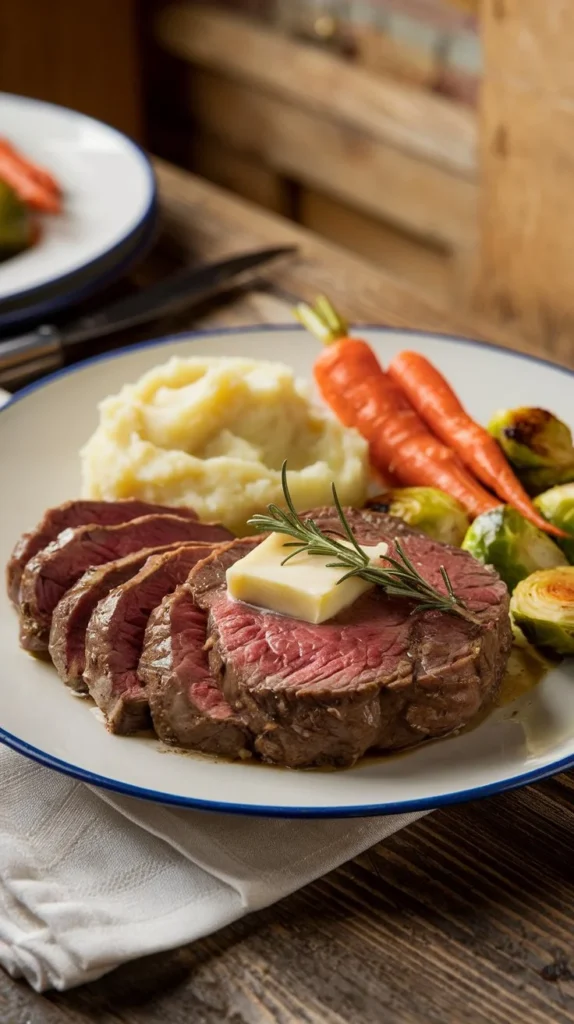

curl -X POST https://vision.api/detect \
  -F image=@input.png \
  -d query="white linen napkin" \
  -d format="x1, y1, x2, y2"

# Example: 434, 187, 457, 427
0, 389, 9, 408
0, 748, 425, 991
0, 384, 425, 991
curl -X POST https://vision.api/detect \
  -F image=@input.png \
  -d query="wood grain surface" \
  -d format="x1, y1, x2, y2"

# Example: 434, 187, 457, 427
0, 0, 142, 138
476, 0, 574, 357
185, 68, 476, 250
155, 5, 477, 252
1, 160, 573, 1023
156, 5, 477, 175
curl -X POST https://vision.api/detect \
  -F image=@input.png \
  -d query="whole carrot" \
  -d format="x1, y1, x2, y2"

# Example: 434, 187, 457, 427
0, 149, 60, 213
295, 298, 499, 519
388, 350, 566, 538
0, 139, 61, 197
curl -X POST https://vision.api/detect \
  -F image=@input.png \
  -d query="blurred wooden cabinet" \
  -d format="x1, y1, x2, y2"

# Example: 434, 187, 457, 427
0, 0, 142, 138
146, 3, 479, 307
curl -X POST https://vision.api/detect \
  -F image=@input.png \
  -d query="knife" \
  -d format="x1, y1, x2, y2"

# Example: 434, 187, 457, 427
0, 245, 296, 387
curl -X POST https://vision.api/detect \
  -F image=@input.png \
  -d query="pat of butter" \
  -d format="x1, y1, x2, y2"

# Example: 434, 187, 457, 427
226, 532, 388, 624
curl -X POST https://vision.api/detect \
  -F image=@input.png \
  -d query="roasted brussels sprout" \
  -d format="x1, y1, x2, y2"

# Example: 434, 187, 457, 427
534, 483, 574, 563
366, 486, 470, 546
488, 407, 574, 494
461, 505, 567, 592
0, 179, 32, 258
510, 567, 574, 655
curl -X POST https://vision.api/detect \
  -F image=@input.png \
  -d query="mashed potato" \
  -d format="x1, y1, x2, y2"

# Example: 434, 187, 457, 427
81, 356, 368, 533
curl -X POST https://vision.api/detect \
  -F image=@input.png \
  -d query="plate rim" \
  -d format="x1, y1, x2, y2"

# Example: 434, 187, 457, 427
0, 197, 158, 331
0, 92, 157, 313
1, 322, 573, 817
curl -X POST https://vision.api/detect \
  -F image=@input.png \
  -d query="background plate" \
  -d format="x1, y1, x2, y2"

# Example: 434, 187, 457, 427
0, 326, 573, 817
0, 93, 156, 311
0, 202, 157, 332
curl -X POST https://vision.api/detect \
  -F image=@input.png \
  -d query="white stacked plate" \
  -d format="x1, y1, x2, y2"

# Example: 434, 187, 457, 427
0, 93, 157, 332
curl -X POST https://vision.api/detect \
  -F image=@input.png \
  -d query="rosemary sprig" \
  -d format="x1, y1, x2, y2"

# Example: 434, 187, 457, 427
248, 463, 479, 626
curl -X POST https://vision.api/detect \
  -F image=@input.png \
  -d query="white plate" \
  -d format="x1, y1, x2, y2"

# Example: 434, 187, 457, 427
0, 326, 573, 817
0, 94, 156, 313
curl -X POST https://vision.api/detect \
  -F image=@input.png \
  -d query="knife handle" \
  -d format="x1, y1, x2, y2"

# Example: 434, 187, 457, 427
0, 326, 62, 384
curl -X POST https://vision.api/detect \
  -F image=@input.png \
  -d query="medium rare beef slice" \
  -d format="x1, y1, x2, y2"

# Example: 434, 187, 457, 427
6, 498, 200, 605
49, 543, 187, 691
188, 511, 512, 767
19, 515, 231, 653
84, 544, 218, 733
140, 581, 250, 758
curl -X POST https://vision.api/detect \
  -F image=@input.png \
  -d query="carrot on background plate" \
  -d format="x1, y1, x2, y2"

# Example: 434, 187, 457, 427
0, 138, 61, 197
0, 142, 61, 213
388, 349, 566, 538
295, 297, 500, 520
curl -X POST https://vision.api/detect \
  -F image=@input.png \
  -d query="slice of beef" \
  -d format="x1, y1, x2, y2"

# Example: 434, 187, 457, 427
140, 563, 252, 758
187, 509, 512, 768
6, 499, 199, 605
19, 516, 231, 653
140, 538, 257, 755
84, 544, 219, 733
49, 543, 189, 691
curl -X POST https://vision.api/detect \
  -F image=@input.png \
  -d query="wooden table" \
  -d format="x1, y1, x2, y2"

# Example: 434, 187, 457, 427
2, 161, 573, 1024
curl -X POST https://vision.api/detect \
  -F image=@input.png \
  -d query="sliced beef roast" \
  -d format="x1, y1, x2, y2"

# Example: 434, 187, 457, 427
7, 499, 199, 605
19, 516, 231, 653
187, 508, 512, 767
49, 543, 188, 691
140, 540, 257, 757
84, 544, 219, 733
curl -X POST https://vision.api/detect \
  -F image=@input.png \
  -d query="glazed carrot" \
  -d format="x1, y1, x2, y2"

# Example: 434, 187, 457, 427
0, 139, 61, 197
295, 298, 499, 519
388, 350, 566, 538
0, 151, 60, 213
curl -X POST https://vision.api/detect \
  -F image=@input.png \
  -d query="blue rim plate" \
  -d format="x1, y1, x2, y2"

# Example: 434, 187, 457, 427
0, 199, 158, 333
0, 325, 573, 817
0, 93, 157, 328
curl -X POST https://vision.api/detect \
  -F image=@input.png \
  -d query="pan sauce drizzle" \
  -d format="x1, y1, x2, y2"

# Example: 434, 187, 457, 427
496, 643, 552, 707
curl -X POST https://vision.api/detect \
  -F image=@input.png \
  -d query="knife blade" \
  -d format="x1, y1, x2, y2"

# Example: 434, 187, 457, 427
0, 245, 296, 386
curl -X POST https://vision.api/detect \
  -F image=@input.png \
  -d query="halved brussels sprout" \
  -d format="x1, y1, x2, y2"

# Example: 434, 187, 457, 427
461, 505, 567, 592
488, 407, 574, 494
510, 567, 574, 655
0, 180, 32, 259
534, 483, 574, 563
366, 486, 470, 546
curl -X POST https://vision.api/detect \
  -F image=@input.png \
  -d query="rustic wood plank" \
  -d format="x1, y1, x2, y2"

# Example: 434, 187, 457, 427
354, 21, 440, 90
191, 132, 292, 217
298, 188, 453, 309
483, 0, 574, 92
186, 67, 477, 249
476, 0, 574, 360
156, 3, 477, 178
